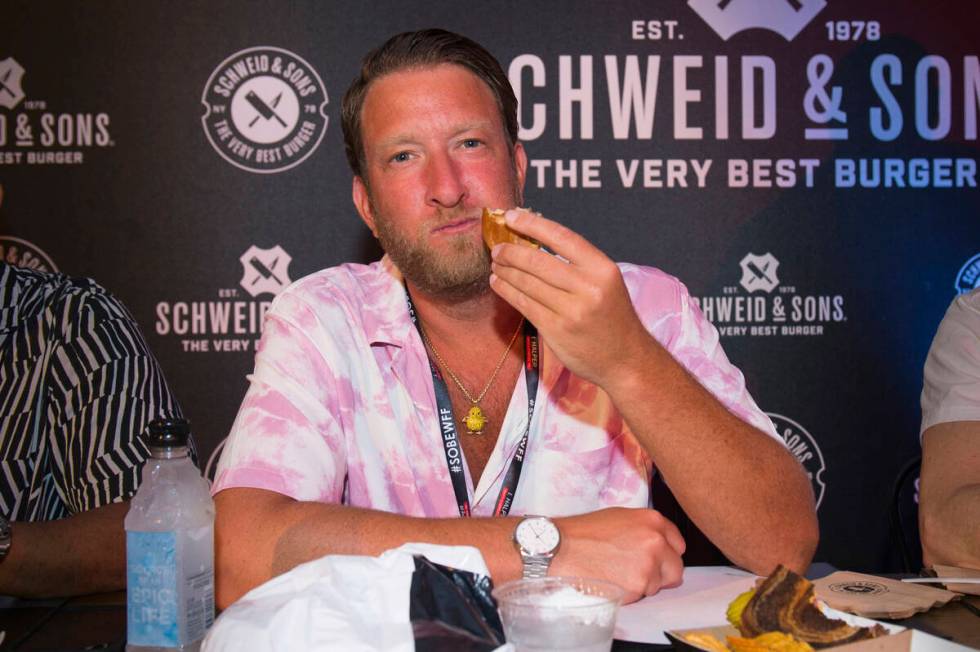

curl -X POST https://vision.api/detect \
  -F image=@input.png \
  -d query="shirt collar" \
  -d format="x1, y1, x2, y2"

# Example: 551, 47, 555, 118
363, 255, 416, 349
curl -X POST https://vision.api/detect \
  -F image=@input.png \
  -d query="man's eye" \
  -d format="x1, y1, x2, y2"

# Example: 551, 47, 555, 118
391, 152, 411, 163
462, 139, 482, 148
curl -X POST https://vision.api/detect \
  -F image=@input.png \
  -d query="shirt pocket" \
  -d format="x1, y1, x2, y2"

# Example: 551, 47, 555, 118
522, 432, 632, 516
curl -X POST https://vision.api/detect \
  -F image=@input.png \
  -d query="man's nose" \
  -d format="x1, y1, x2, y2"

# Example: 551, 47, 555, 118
425, 152, 466, 208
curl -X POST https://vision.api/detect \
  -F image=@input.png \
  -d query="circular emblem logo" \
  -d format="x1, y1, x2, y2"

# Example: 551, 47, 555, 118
767, 413, 827, 510
955, 253, 980, 294
201, 46, 329, 174
0, 236, 59, 272
828, 581, 888, 596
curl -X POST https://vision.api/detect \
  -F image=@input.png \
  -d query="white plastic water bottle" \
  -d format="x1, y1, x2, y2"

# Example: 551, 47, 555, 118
126, 418, 215, 651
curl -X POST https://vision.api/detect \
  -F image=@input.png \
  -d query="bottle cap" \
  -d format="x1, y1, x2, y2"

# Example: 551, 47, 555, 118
148, 417, 191, 449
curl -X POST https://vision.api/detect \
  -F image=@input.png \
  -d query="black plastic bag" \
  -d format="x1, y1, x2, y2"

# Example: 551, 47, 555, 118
410, 555, 505, 651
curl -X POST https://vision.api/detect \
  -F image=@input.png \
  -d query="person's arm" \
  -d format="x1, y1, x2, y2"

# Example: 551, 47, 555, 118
0, 502, 129, 598
215, 487, 683, 609
488, 209, 818, 575
215, 283, 686, 607
919, 421, 980, 568
2, 280, 183, 598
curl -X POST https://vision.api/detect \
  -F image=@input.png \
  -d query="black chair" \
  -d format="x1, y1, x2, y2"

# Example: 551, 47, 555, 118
889, 455, 923, 574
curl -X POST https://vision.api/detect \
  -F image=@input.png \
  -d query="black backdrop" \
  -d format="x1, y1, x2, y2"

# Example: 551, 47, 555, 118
3, 0, 978, 573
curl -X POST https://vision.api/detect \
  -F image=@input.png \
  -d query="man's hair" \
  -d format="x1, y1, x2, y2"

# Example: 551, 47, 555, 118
341, 28, 519, 179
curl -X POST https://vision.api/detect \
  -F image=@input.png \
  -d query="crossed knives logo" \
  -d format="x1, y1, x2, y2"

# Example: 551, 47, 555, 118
739, 252, 780, 293
688, 0, 827, 41
235, 82, 297, 144
0, 57, 26, 110
239, 245, 292, 298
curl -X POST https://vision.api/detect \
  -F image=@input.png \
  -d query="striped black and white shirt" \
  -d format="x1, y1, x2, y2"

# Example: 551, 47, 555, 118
0, 263, 184, 522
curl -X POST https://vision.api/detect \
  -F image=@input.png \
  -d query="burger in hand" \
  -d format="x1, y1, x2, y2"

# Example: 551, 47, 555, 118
481, 208, 540, 250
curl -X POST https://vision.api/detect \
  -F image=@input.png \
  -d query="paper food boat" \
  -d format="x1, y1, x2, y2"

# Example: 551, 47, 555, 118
667, 606, 974, 652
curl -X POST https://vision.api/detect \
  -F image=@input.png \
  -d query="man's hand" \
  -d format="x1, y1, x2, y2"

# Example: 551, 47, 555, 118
488, 208, 651, 387
553, 508, 685, 603
488, 208, 818, 577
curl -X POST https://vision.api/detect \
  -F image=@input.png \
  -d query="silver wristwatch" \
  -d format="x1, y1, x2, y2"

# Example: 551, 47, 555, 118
0, 515, 11, 560
514, 515, 560, 578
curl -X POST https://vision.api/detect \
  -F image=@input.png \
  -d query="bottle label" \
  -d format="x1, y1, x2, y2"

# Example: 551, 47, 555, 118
127, 531, 180, 647
183, 526, 216, 641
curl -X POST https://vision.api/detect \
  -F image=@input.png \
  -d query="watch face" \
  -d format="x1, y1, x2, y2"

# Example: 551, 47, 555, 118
515, 517, 560, 556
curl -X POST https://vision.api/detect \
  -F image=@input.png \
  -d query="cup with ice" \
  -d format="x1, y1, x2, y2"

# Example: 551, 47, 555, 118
492, 576, 624, 652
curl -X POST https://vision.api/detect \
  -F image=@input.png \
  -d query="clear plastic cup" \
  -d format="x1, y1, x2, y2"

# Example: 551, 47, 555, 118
492, 577, 624, 652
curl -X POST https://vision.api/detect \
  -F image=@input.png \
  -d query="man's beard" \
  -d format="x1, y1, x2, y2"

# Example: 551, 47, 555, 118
367, 167, 522, 300
373, 207, 492, 301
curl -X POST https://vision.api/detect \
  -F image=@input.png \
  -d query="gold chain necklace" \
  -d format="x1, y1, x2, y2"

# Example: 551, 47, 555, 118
418, 317, 524, 435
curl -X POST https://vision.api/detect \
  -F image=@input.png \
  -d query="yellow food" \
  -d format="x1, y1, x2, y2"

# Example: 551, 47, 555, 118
727, 588, 755, 629
728, 632, 814, 652
684, 633, 731, 652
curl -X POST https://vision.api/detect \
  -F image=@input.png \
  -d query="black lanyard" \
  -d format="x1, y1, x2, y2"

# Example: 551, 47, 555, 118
405, 291, 539, 517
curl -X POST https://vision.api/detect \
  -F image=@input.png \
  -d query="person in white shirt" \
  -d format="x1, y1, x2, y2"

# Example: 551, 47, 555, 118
919, 286, 980, 568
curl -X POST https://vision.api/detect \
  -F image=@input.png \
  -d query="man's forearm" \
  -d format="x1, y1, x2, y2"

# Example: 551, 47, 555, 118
601, 338, 818, 575
920, 422, 980, 569
215, 489, 688, 608
0, 502, 130, 598
922, 484, 980, 568
921, 483, 980, 567
214, 488, 521, 609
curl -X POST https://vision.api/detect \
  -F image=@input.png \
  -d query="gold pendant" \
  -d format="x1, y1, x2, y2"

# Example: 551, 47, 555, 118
463, 406, 487, 435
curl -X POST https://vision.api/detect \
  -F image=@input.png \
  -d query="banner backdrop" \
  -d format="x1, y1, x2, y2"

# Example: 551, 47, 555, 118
3, 0, 977, 573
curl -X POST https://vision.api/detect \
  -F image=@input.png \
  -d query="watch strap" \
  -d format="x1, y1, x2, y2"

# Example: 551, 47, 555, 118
522, 555, 551, 579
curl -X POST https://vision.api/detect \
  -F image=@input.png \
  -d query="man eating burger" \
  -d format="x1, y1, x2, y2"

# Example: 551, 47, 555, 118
211, 28, 818, 610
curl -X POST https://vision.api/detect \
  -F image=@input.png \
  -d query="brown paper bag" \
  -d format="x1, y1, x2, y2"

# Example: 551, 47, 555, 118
932, 564, 980, 597
813, 571, 958, 619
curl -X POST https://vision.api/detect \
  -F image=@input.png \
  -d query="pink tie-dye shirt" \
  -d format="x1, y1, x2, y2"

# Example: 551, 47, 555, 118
213, 257, 779, 517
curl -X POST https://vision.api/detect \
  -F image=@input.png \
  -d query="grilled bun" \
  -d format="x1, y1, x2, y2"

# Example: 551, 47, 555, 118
481, 208, 540, 250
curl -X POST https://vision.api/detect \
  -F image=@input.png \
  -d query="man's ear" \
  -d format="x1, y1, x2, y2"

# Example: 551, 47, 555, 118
352, 175, 378, 238
513, 141, 528, 205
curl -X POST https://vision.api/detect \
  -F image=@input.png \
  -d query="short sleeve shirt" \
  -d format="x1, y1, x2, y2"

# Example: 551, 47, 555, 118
0, 264, 185, 522
921, 287, 980, 435
213, 257, 779, 517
